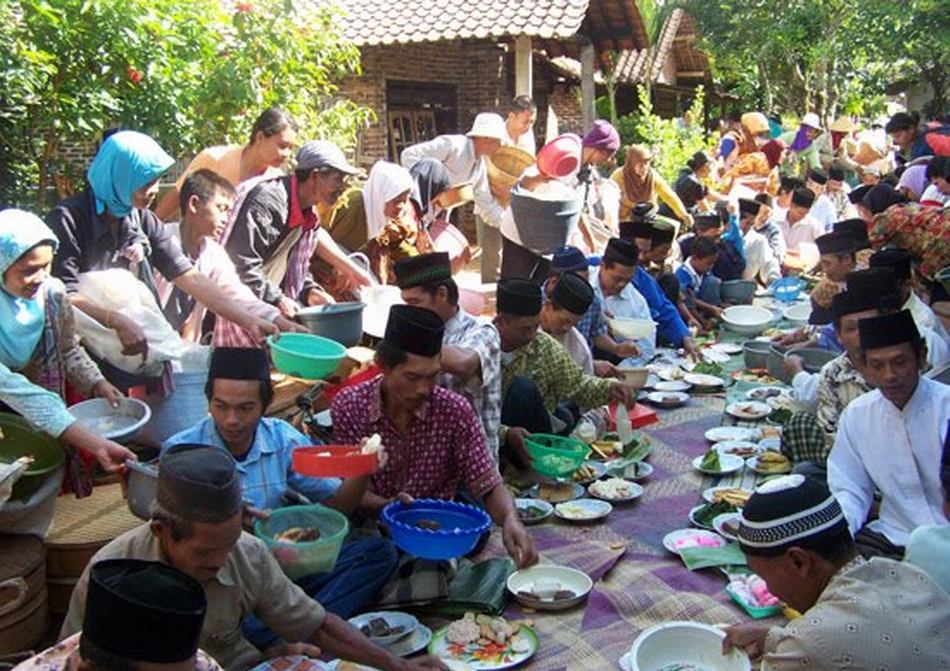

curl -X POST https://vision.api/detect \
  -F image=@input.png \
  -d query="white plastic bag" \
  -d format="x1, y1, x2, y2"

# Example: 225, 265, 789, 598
73, 269, 182, 376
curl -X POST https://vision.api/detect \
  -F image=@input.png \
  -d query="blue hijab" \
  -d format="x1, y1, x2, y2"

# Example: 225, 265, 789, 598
0, 209, 60, 369
87, 131, 174, 217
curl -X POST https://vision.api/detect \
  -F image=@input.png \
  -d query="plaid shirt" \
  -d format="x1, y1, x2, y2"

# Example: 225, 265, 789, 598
162, 416, 340, 511
816, 354, 871, 453
501, 330, 613, 430
331, 376, 502, 500
442, 308, 502, 463
574, 290, 608, 347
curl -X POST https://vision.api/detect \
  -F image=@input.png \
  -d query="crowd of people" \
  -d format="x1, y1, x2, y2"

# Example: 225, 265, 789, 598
1, 98, 949, 671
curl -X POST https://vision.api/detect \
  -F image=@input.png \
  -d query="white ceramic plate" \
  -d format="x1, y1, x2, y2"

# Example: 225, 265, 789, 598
713, 512, 743, 541
662, 528, 729, 555
571, 460, 607, 485
746, 455, 792, 475
646, 391, 689, 407
704, 426, 758, 443
710, 342, 744, 355
688, 503, 721, 530
655, 365, 687, 381
726, 401, 772, 420
757, 437, 781, 453
615, 460, 654, 481
745, 386, 788, 402
588, 478, 644, 503
654, 380, 691, 392
702, 485, 753, 505
515, 498, 553, 525
701, 349, 731, 364
554, 498, 613, 522
642, 373, 661, 388
507, 565, 593, 611
684, 373, 725, 388
429, 624, 538, 670
713, 440, 763, 457
692, 453, 745, 475
348, 611, 418, 647
525, 482, 585, 503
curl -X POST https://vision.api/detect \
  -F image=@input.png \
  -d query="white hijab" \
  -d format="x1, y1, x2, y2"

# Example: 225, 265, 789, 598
363, 161, 416, 239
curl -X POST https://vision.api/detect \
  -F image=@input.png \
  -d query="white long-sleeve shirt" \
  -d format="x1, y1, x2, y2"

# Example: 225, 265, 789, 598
828, 377, 950, 546
742, 227, 782, 285
778, 214, 825, 253
906, 291, 950, 345
400, 134, 480, 185
810, 194, 837, 232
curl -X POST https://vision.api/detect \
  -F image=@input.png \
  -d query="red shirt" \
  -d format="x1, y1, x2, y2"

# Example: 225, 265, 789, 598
331, 376, 502, 500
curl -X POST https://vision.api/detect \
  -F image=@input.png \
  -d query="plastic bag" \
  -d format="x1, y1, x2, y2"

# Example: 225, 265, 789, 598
73, 269, 182, 376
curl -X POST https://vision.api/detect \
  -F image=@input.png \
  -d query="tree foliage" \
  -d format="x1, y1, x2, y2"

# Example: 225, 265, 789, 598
0, 0, 373, 208
678, 0, 949, 118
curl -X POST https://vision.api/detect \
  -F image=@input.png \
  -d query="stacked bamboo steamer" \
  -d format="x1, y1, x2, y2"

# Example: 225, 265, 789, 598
0, 535, 47, 655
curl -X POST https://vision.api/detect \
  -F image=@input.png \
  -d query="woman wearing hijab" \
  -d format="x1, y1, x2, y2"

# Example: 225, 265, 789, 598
154, 107, 297, 220
674, 150, 725, 212
720, 139, 785, 197
0, 210, 136, 496
780, 113, 824, 177
409, 158, 472, 274
47, 131, 278, 381
611, 145, 692, 227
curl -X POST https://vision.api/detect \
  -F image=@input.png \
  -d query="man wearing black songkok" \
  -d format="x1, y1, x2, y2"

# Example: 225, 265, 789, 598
828, 309, 950, 561
540, 271, 599, 374
331, 304, 539, 571
869, 246, 950, 343
61, 444, 447, 671
162, 347, 398, 645
778, 187, 824, 255
723, 475, 950, 669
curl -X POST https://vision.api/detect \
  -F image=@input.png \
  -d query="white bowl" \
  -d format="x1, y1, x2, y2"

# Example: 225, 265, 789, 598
721, 305, 775, 336
507, 565, 593, 611
348, 611, 418, 646
629, 621, 751, 671
783, 302, 812, 325
68, 397, 151, 443
610, 317, 656, 340
617, 366, 650, 387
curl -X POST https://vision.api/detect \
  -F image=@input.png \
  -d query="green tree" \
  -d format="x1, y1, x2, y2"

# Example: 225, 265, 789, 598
0, 0, 372, 209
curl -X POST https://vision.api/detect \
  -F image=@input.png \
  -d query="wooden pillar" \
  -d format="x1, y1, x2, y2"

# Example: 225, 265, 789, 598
580, 35, 595, 132
514, 35, 533, 97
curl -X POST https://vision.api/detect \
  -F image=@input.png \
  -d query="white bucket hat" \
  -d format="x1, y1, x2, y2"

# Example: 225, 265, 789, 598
467, 113, 507, 141
801, 113, 822, 130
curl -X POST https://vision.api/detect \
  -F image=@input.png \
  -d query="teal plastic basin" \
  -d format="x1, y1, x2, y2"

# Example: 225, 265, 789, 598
267, 333, 346, 380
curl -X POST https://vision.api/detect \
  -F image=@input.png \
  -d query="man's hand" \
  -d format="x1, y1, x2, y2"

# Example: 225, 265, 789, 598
111, 313, 148, 359
505, 427, 533, 469
608, 381, 635, 406
306, 287, 336, 306
682, 212, 695, 229
274, 315, 307, 334
682, 336, 701, 362
261, 641, 322, 662
242, 503, 269, 533
243, 316, 281, 344
400, 655, 450, 670
92, 380, 124, 409
90, 441, 137, 474
614, 340, 641, 359
774, 327, 807, 346
277, 295, 301, 318
782, 354, 805, 379
342, 263, 374, 290
593, 360, 618, 378
501, 513, 539, 568
721, 623, 769, 659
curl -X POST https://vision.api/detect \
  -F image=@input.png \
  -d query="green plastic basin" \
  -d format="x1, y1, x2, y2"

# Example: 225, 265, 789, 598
0, 412, 66, 500
267, 333, 346, 380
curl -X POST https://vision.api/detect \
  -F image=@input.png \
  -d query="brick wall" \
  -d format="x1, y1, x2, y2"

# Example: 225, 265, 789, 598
548, 83, 583, 135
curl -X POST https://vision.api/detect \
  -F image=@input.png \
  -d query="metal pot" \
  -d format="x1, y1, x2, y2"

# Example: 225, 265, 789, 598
787, 347, 837, 373
297, 302, 365, 347
767, 345, 790, 383
721, 280, 757, 305
129, 370, 209, 449
125, 459, 158, 521
742, 340, 773, 370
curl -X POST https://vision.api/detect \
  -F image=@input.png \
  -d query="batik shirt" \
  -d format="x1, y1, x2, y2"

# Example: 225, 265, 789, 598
815, 354, 871, 454
14, 634, 223, 671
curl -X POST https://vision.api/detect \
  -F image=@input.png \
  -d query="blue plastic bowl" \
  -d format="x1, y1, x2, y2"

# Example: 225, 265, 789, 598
381, 499, 492, 560
769, 277, 804, 303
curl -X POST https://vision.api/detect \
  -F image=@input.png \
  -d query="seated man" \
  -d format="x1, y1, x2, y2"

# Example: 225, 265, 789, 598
828, 310, 950, 559
724, 475, 950, 669
679, 208, 746, 283
777, 187, 823, 256
157, 169, 301, 342
493, 279, 634, 466
61, 445, 442, 671
162, 347, 397, 639
619, 215, 701, 358
20, 558, 221, 670
393, 252, 502, 463
675, 235, 721, 329
869, 246, 950, 345
736, 198, 781, 287
540, 271, 598, 375
331, 305, 537, 569
905, 426, 950, 594
590, 238, 653, 364
546, 246, 639, 364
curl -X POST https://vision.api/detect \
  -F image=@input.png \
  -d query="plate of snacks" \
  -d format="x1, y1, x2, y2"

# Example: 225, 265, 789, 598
712, 440, 763, 458
713, 512, 743, 542
662, 528, 729, 555
525, 481, 585, 503
348, 611, 417, 646
515, 498, 553, 525
588, 477, 644, 503
554, 498, 612, 523
726, 401, 772, 421
702, 486, 753, 507
704, 426, 757, 443
689, 501, 740, 531
507, 565, 593, 611
746, 452, 792, 475
430, 613, 538, 670
692, 450, 744, 475
572, 460, 607, 485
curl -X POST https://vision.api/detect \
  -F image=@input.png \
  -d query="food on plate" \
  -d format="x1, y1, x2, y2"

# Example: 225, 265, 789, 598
755, 451, 791, 472
274, 526, 321, 544
415, 519, 442, 530
446, 613, 523, 648
589, 478, 636, 500
445, 613, 482, 646
668, 532, 726, 551
572, 463, 598, 482
555, 501, 607, 520
516, 579, 577, 602
693, 500, 738, 528
722, 444, 757, 457
691, 361, 724, 377
759, 426, 781, 440
732, 403, 767, 417
711, 487, 752, 507
517, 503, 549, 521
719, 516, 741, 537
733, 369, 780, 384
538, 481, 578, 502
360, 616, 406, 639
590, 440, 621, 458
699, 449, 721, 472
729, 574, 781, 608
623, 461, 649, 478
768, 407, 794, 424
748, 387, 783, 400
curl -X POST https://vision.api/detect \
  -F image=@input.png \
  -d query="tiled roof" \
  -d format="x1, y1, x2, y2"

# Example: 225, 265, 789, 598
334, 0, 591, 46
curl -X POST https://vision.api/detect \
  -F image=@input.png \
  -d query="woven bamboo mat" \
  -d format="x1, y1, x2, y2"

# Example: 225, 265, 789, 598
46, 484, 140, 546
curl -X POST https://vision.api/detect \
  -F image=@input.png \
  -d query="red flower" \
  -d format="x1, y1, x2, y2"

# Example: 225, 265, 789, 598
126, 67, 143, 84
235, 2, 253, 12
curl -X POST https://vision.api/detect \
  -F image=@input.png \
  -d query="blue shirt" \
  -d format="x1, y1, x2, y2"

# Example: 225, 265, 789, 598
632, 266, 689, 347
162, 416, 340, 510
818, 323, 845, 354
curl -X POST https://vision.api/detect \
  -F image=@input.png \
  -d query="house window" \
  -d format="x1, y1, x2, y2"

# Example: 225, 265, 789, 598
386, 80, 458, 161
